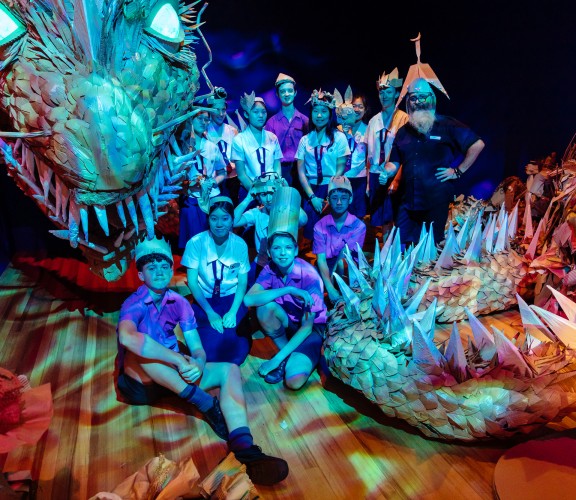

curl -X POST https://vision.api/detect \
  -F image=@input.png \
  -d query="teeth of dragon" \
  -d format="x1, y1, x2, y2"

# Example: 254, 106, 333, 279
79, 204, 89, 242
115, 201, 127, 227
55, 177, 69, 223
68, 199, 80, 248
148, 183, 159, 219
36, 158, 53, 200
114, 231, 124, 248
137, 191, 155, 239
124, 196, 139, 234
24, 144, 36, 178
93, 204, 109, 236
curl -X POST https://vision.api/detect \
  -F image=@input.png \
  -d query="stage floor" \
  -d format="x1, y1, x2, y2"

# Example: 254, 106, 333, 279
0, 253, 572, 499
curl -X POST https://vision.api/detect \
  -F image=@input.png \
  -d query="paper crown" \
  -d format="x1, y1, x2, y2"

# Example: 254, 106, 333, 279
306, 89, 337, 109
334, 86, 355, 124
267, 186, 301, 243
275, 73, 296, 87
252, 172, 286, 196
134, 236, 173, 263
377, 67, 404, 89
206, 86, 228, 105
328, 175, 353, 196
209, 195, 234, 208
239, 91, 265, 113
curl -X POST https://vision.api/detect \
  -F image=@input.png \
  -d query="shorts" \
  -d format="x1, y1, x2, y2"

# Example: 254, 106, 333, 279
285, 320, 325, 367
117, 372, 173, 405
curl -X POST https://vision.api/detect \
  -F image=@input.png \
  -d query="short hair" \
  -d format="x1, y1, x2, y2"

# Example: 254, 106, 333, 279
209, 200, 234, 217
136, 253, 173, 272
268, 232, 297, 247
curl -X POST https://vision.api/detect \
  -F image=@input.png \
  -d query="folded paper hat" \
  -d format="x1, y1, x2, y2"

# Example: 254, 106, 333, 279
306, 89, 336, 109
377, 67, 403, 89
275, 73, 296, 87
134, 236, 173, 264
267, 187, 301, 243
252, 172, 286, 196
328, 175, 353, 196
239, 91, 265, 113
206, 86, 228, 105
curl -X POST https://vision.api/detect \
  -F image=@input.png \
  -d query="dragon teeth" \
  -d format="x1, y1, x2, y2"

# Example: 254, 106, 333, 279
124, 196, 138, 234
137, 191, 154, 239
93, 204, 109, 236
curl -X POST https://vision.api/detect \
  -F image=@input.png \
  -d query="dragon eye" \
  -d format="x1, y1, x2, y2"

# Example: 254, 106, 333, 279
0, 3, 26, 47
144, 1, 184, 45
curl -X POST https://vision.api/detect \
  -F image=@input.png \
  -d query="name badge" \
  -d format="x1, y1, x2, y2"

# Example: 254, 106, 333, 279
430, 135, 441, 140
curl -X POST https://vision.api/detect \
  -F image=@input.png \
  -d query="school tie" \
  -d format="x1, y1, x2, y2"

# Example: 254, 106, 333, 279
256, 147, 266, 175
211, 261, 225, 299
314, 145, 324, 185
194, 154, 204, 174
378, 128, 389, 167
217, 140, 230, 167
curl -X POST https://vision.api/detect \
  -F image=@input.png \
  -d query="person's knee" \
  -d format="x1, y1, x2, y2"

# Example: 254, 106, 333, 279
284, 372, 309, 391
256, 303, 286, 334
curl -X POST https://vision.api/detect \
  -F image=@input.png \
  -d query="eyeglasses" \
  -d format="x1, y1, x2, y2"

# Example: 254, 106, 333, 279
407, 93, 433, 103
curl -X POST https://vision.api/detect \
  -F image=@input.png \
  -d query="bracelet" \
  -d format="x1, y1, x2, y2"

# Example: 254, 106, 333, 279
453, 166, 463, 178
308, 193, 317, 200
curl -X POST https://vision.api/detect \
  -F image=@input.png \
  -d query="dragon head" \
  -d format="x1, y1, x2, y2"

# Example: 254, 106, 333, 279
0, 0, 205, 280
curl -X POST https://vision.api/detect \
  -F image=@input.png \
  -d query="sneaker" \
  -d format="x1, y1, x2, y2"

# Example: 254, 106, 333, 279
201, 397, 229, 441
234, 445, 289, 485
263, 358, 287, 384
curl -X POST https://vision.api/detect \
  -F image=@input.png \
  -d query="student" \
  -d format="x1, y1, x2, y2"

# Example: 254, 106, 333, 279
179, 109, 226, 249
116, 236, 288, 485
296, 89, 350, 240
313, 176, 366, 303
182, 197, 251, 365
244, 187, 326, 389
231, 92, 282, 202
234, 172, 307, 285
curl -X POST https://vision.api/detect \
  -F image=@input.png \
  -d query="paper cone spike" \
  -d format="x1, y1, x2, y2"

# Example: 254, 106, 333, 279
482, 213, 495, 254
417, 297, 438, 338
547, 286, 576, 322
493, 212, 509, 253
523, 191, 534, 240
456, 213, 472, 249
496, 202, 506, 231
344, 246, 372, 295
463, 214, 483, 264
389, 228, 402, 265
371, 238, 381, 279
371, 269, 387, 318
445, 322, 468, 382
380, 226, 396, 265
465, 307, 496, 359
531, 304, 576, 348
525, 217, 544, 260
412, 321, 445, 371
515, 293, 557, 343
492, 327, 533, 377
333, 273, 361, 320
356, 242, 371, 274
404, 277, 432, 316
422, 222, 437, 263
508, 201, 519, 240
387, 283, 412, 346
434, 226, 459, 272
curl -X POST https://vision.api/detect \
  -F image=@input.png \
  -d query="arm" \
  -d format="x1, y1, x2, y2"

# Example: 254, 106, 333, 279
273, 158, 282, 177
436, 139, 485, 182
316, 253, 341, 302
298, 208, 308, 227
234, 188, 255, 227
180, 327, 207, 382
380, 161, 400, 184
334, 155, 346, 177
222, 272, 247, 328
244, 282, 313, 308
214, 168, 226, 186
186, 267, 224, 333
298, 159, 324, 214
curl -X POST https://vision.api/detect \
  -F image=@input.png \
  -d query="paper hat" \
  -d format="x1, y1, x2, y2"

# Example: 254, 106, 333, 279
328, 175, 353, 196
306, 89, 337, 109
209, 195, 234, 208
334, 86, 355, 125
275, 73, 296, 87
267, 186, 301, 243
377, 67, 403, 89
252, 172, 286, 196
206, 86, 228, 105
134, 236, 173, 264
239, 91, 265, 113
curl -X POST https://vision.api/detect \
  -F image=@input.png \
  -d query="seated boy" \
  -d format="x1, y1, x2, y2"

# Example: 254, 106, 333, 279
244, 187, 326, 389
116, 236, 288, 485
234, 172, 307, 285
313, 175, 366, 303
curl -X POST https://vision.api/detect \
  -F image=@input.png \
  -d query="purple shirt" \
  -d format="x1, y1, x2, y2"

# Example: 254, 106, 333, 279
265, 108, 309, 163
256, 257, 326, 325
117, 285, 197, 368
312, 213, 366, 259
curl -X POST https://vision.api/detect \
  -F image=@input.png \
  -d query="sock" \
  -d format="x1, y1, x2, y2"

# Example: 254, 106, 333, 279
228, 426, 254, 452
178, 384, 214, 412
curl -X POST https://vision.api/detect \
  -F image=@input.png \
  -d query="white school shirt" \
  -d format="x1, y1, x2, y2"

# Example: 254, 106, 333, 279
365, 109, 408, 173
206, 122, 238, 178
181, 231, 250, 298
339, 122, 368, 178
230, 128, 283, 180
241, 206, 270, 266
187, 137, 225, 198
295, 130, 350, 185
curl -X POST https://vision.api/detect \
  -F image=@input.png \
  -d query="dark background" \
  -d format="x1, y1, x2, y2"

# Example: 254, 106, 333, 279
1, 0, 576, 270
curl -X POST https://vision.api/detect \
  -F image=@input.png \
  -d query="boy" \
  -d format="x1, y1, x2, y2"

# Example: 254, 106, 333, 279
244, 187, 326, 389
313, 176, 366, 303
116, 236, 288, 485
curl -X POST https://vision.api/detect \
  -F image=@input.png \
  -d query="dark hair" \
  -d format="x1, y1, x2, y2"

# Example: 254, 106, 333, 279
209, 200, 235, 217
308, 104, 338, 148
136, 253, 173, 272
275, 80, 296, 96
268, 232, 297, 247
352, 94, 370, 124
243, 100, 268, 120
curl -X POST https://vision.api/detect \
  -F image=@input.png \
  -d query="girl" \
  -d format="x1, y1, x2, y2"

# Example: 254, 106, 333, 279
181, 197, 251, 365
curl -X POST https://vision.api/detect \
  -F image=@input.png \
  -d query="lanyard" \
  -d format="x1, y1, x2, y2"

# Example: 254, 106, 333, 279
314, 145, 325, 184
211, 260, 225, 299
217, 140, 230, 166
256, 147, 267, 175
345, 134, 356, 172
378, 128, 389, 166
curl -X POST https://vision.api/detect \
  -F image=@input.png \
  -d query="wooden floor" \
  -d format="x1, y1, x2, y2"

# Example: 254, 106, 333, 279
0, 252, 571, 499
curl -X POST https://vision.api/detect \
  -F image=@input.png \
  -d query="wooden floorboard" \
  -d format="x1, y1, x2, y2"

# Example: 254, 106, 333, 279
0, 254, 571, 499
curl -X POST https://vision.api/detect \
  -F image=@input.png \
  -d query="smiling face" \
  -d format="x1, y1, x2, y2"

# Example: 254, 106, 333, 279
247, 101, 267, 129
277, 82, 296, 106
208, 206, 233, 240
138, 258, 173, 294
211, 100, 227, 126
378, 86, 398, 109
192, 111, 210, 135
268, 234, 298, 271
312, 104, 331, 129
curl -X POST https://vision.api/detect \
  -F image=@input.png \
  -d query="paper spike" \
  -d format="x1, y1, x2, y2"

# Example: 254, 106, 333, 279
355, 242, 371, 274
531, 304, 576, 348
344, 246, 372, 295
495, 202, 507, 231
508, 201, 519, 240
445, 322, 468, 382
482, 213, 495, 254
412, 321, 445, 371
371, 271, 388, 318
523, 191, 533, 240
388, 283, 412, 347
333, 88, 344, 107
492, 327, 533, 378
465, 307, 496, 359
417, 297, 437, 338
333, 273, 361, 320
463, 215, 483, 264
516, 294, 558, 343
404, 278, 432, 316
456, 213, 472, 249
434, 227, 460, 272
344, 85, 353, 104
72, 0, 102, 66
493, 212, 509, 253
371, 238, 381, 279
389, 228, 402, 266
380, 226, 396, 264
547, 286, 576, 322
422, 222, 437, 263
418, 223, 427, 246
525, 217, 544, 260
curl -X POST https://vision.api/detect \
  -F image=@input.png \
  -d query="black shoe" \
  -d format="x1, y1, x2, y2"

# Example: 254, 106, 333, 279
234, 445, 289, 485
201, 397, 229, 441
263, 359, 287, 384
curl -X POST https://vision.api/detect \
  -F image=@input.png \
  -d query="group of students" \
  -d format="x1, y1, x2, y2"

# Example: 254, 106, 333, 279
113, 68, 483, 487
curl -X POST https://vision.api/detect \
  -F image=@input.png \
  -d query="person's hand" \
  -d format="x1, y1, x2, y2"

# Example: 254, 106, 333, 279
222, 310, 237, 329
378, 171, 389, 185
327, 286, 342, 304
388, 177, 400, 194
247, 183, 258, 199
435, 167, 456, 182
178, 355, 203, 383
207, 311, 224, 333
289, 287, 314, 308
258, 357, 283, 377
311, 195, 324, 214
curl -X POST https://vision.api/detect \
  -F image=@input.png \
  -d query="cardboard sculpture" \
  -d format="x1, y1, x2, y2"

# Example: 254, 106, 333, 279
0, 0, 212, 281
324, 238, 576, 440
